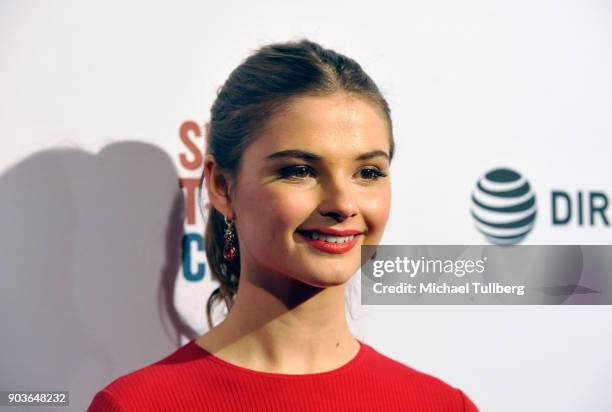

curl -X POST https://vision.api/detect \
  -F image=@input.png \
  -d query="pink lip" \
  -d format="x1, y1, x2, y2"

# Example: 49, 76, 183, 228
297, 232, 361, 254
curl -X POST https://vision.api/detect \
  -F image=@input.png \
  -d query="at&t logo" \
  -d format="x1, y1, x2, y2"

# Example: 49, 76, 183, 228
471, 168, 538, 245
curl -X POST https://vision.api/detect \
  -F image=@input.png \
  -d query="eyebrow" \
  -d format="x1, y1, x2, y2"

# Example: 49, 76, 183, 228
265, 149, 389, 162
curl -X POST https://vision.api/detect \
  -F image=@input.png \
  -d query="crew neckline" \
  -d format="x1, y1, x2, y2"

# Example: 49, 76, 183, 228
189, 338, 368, 379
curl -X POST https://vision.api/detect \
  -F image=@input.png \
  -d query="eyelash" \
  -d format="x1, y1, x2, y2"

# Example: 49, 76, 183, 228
277, 165, 388, 181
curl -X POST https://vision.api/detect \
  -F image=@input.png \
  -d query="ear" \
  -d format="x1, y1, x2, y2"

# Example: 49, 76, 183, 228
204, 121, 211, 141
203, 153, 234, 219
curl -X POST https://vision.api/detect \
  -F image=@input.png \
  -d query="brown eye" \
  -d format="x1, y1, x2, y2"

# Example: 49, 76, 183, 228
278, 165, 316, 180
360, 167, 387, 181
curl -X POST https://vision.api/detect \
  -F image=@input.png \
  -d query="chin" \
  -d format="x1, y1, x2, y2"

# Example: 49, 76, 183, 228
299, 270, 354, 288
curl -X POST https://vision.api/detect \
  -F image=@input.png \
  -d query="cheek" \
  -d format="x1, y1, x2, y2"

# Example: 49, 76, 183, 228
238, 186, 314, 241
360, 188, 391, 236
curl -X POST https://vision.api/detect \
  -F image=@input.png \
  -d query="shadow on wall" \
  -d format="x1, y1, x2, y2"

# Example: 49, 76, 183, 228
0, 141, 198, 411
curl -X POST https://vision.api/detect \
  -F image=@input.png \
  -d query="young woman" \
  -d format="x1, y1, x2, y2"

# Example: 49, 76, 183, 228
89, 39, 479, 411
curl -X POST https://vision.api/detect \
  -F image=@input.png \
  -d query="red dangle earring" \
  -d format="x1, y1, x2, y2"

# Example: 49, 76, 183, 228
223, 215, 237, 261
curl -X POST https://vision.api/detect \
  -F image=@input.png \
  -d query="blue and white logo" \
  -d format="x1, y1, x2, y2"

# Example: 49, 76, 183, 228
471, 168, 537, 245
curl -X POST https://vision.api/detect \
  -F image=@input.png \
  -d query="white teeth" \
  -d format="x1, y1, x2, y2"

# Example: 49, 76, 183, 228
306, 232, 356, 243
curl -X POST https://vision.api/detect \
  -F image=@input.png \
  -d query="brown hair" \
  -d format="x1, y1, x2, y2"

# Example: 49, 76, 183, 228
198, 39, 395, 329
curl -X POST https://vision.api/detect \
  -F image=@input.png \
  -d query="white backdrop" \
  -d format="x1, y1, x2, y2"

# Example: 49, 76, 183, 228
1, 0, 611, 410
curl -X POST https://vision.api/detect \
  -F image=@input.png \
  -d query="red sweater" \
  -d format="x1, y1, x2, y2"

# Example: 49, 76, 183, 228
88, 339, 479, 411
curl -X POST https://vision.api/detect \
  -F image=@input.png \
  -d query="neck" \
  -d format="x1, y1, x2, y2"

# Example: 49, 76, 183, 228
197, 267, 360, 374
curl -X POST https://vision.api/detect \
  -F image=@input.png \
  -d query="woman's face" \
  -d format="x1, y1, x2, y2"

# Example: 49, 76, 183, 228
230, 93, 391, 288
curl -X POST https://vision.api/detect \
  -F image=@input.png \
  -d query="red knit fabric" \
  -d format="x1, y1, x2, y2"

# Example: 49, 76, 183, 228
88, 339, 479, 411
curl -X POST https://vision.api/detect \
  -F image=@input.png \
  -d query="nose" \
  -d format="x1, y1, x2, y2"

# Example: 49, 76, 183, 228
317, 175, 358, 222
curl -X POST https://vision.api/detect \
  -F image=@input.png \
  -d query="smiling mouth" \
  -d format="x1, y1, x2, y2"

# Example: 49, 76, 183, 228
296, 230, 362, 243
